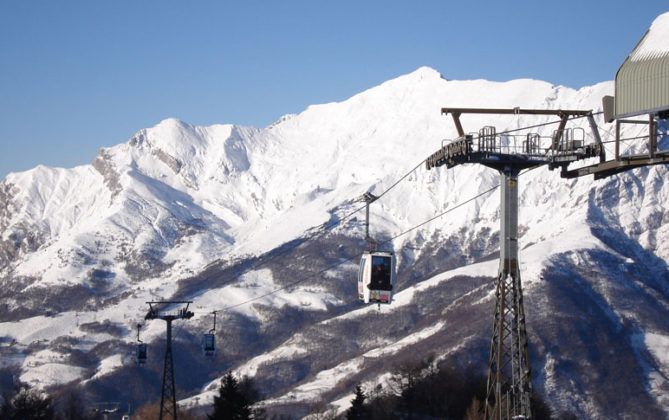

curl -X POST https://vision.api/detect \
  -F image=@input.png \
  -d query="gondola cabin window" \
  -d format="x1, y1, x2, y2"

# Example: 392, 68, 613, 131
371, 256, 392, 290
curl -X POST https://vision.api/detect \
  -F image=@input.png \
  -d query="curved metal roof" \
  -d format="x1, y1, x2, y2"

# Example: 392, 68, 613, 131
615, 12, 669, 118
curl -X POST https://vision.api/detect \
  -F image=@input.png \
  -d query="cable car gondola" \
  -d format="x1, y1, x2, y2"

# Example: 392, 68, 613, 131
202, 334, 215, 356
136, 324, 147, 365
202, 311, 216, 356
356, 192, 396, 305
358, 250, 395, 304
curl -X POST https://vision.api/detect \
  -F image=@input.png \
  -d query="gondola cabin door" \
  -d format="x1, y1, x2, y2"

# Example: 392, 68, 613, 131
358, 251, 395, 304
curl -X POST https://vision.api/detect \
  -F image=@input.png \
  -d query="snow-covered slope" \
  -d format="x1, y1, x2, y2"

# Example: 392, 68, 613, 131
0, 67, 621, 294
1, 66, 668, 418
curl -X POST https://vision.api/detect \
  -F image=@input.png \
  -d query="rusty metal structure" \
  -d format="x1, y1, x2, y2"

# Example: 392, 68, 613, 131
145, 301, 194, 420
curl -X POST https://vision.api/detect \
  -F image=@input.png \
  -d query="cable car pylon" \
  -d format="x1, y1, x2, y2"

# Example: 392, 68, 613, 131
144, 301, 194, 420
426, 107, 607, 419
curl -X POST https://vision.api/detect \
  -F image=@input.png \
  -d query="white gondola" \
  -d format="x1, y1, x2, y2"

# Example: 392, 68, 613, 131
202, 333, 215, 356
357, 251, 395, 304
203, 311, 217, 356
136, 343, 147, 365
136, 323, 147, 365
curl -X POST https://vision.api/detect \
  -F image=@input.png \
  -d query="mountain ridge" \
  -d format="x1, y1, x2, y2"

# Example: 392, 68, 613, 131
0, 67, 667, 418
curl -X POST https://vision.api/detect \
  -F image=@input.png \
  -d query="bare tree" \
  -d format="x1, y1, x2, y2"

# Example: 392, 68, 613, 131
304, 400, 337, 420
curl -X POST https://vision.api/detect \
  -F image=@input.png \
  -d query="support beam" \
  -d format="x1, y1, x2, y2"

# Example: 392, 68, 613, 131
485, 169, 532, 420
550, 114, 569, 152
649, 115, 657, 158
586, 113, 606, 163
160, 319, 177, 420
441, 108, 592, 117
452, 112, 465, 137
362, 192, 378, 246
615, 120, 621, 160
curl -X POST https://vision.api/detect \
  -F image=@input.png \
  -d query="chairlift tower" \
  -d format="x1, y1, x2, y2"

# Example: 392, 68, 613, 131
426, 107, 606, 419
425, 16, 669, 418
145, 301, 194, 420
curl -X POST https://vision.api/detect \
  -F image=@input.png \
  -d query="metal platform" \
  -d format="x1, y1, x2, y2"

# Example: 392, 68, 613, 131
561, 151, 669, 179
561, 115, 669, 179
425, 132, 603, 172
426, 107, 604, 173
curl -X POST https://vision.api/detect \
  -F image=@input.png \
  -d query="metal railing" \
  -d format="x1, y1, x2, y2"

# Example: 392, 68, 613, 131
447, 126, 589, 157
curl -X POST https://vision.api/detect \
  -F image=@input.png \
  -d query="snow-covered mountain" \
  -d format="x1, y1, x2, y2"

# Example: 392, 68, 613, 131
1, 66, 668, 418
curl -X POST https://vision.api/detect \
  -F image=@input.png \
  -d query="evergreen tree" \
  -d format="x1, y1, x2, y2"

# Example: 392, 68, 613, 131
346, 385, 367, 420
0, 387, 55, 420
208, 372, 253, 420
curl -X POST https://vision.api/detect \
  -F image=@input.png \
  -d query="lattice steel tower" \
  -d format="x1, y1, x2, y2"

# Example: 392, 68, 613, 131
145, 301, 194, 420
487, 167, 532, 418
426, 107, 607, 419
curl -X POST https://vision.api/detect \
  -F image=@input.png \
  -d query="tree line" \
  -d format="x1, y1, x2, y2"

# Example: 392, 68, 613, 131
1, 386, 91, 420
2, 358, 574, 419
188, 357, 563, 419
332, 357, 558, 420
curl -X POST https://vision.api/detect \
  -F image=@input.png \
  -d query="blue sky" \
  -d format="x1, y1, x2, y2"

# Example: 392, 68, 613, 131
0, 1, 667, 178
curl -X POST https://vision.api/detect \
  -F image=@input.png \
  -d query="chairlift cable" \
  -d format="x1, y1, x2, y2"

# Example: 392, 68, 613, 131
197, 155, 436, 316
185, 114, 600, 317
209, 179, 513, 314
141, 115, 600, 348
237, 112, 599, 267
